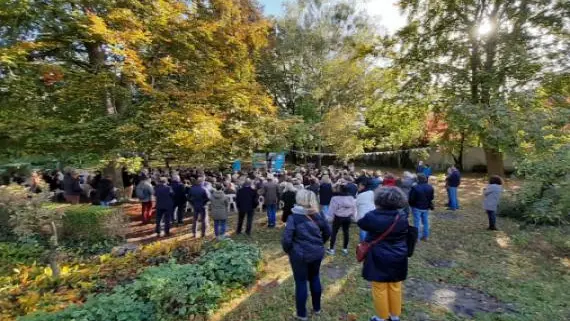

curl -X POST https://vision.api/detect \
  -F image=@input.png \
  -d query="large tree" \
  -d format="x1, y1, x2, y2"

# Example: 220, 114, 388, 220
0, 0, 276, 171
395, 0, 570, 175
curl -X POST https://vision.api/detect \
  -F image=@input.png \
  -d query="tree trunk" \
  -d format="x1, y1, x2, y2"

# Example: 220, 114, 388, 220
103, 159, 125, 192
484, 147, 505, 176
48, 222, 60, 278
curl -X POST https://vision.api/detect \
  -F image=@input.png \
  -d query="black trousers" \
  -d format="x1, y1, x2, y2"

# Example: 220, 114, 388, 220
156, 208, 171, 235
174, 201, 186, 224
329, 216, 351, 250
237, 210, 254, 235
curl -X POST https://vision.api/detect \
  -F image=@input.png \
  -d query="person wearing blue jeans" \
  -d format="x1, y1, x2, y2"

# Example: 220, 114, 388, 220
446, 167, 461, 211
409, 174, 434, 241
267, 203, 277, 228
214, 220, 227, 238
282, 190, 331, 321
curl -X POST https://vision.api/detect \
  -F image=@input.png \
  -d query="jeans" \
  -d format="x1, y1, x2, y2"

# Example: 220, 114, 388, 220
173, 201, 186, 224
141, 201, 153, 223
412, 208, 430, 240
214, 220, 227, 237
487, 210, 497, 228
100, 201, 110, 207
290, 258, 322, 318
359, 229, 368, 242
448, 187, 459, 210
321, 205, 329, 217
192, 206, 207, 237
237, 210, 254, 235
155, 208, 171, 235
330, 216, 351, 250
266, 204, 277, 227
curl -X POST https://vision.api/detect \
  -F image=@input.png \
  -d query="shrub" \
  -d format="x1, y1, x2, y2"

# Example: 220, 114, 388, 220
19, 240, 262, 321
62, 205, 127, 244
0, 242, 45, 275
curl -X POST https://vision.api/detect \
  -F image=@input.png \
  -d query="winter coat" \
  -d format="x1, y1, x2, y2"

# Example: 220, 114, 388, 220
135, 181, 154, 202
328, 195, 357, 219
155, 184, 174, 210
423, 166, 433, 179
281, 190, 297, 222
483, 184, 503, 212
63, 174, 82, 196
170, 181, 187, 204
447, 170, 461, 187
369, 177, 382, 190
307, 183, 320, 195
188, 185, 209, 209
409, 183, 435, 210
97, 178, 116, 202
319, 183, 333, 206
358, 209, 409, 282
262, 181, 279, 205
282, 206, 331, 263
210, 190, 229, 220
398, 177, 416, 196
356, 190, 375, 221
345, 183, 358, 198
236, 184, 258, 212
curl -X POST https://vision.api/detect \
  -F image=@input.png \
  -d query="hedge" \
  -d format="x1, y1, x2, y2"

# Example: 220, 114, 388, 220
20, 240, 262, 321
62, 205, 127, 243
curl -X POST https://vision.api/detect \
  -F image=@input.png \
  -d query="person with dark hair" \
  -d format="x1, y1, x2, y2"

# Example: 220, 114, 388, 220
210, 183, 229, 240
97, 176, 116, 207
281, 182, 297, 223
187, 177, 210, 238
63, 170, 82, 204
236, 178, 258, 236
122, 167, 135, 200
356, 178, 375, 242
409, 174, 435, 241
344, 176, 358, 198
170, 175, 187, 225
262, 174, 280, 228
154, 177, 173, 237
319, 175, 333, 215
327, 184, 357, 256
135, 174, 154, 224
446, 166, 461, 210
358, 186, 410, 321
483, 175, 503, 230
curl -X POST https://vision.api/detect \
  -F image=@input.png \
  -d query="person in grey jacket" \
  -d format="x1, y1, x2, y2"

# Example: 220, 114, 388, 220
483, 175, 503, 230
262, 174, 280, 228
210, 184, 229, 239
135, 174, 154, 224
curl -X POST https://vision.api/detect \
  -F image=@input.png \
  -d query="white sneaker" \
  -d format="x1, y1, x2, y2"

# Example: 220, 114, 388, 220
326, 249, 335, 256
342, 249, 349, 255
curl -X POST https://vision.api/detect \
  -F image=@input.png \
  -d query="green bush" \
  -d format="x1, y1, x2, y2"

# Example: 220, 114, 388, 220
62, 205, 127, 244
0, 242, 45, 275
19, 240, 262, 321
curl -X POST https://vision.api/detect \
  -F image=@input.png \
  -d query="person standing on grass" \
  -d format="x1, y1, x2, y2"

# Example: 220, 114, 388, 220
409, 174, 435, 241
154, 177, 174, 237
356, 178, 376, 242
210, 183, 229, 240
416, 160, 425, 174
170, 175, 187, 225
483, 175, 503, 231
282, 189, 331, 321
188, 177, 210, 238
358, 186, 410, 321
262, 174, 280, 228
136, 174, 154, 224
97, 175, 116, 207
327, 184, 357, 256
121, 167, 135, 200
319, 175, 333, 216
281, 182, 297, 223
446, 166, 461, 210
236, 178, 258, 236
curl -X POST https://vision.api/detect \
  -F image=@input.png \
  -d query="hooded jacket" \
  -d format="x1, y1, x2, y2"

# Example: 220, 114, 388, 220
328, 195, 357, 219
210, 190, 229, 220
409, 183, 435, 210
282, 206, 331, 263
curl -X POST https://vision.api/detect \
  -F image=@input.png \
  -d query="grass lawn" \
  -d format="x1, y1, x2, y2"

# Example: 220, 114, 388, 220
210, 175, 570, 321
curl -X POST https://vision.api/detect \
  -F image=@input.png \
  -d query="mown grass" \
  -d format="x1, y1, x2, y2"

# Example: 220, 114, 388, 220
211, 176, 570, 321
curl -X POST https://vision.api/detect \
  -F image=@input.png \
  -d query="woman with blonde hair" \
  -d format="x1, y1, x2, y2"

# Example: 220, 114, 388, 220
282, 190, 331, 321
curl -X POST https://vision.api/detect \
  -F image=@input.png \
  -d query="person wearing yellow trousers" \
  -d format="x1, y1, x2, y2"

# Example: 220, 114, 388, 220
358, 186, 410, 321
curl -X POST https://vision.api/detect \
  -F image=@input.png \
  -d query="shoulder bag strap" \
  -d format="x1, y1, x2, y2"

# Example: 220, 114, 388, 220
368, 214, 400, 246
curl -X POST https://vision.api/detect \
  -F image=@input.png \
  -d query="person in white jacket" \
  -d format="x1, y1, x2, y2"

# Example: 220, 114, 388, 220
327, 184, 357, 256
356, 178, 376, 241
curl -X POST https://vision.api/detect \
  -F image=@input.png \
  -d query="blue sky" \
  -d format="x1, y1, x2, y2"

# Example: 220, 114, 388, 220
258, 0, 406, 34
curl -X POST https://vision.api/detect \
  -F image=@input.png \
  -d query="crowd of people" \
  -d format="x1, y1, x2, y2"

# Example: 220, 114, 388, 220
7, 162, 505, 321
